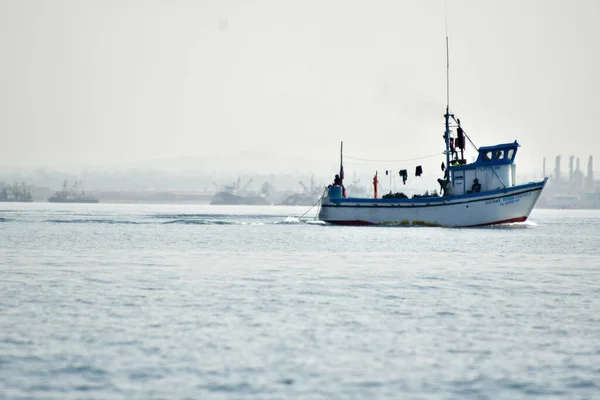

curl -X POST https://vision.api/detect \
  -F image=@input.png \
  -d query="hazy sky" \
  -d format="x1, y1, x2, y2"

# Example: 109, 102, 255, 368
1, 0, 599, 178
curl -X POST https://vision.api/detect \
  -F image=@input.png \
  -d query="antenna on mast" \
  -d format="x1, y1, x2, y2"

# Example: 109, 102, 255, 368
445, 0, 449, 108
443, 0, 452, 185
446, 36, 450, 108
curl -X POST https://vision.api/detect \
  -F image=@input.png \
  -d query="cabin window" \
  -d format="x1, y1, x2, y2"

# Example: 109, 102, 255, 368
483, 151, 493, 162
507, 149, 515, 160
495, 150, 505, 160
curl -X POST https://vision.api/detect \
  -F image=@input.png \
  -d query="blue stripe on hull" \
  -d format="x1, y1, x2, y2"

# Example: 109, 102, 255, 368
322, 181, 546, 209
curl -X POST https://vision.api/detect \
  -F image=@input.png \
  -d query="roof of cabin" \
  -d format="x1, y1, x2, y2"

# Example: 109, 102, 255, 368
478, 141, 520, 152
451, 141, 520, 170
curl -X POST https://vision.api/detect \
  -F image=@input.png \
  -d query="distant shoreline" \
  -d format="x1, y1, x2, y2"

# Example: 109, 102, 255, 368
18, 191, 216, 204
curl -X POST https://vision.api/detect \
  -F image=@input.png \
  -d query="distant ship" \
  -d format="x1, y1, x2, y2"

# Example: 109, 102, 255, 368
539, 193, 600, 209
48, 180, 99, 203
0, 181, 33, 202
278, 178, 324, 206
210, 179, 270, 205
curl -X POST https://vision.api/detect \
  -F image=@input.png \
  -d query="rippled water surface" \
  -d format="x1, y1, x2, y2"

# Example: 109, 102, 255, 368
1, 203, 600, 399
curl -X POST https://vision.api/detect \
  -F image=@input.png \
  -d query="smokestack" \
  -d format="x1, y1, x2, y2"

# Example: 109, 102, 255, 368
569, 156, 574, 184
543, 158, 546, 178
587, 156, 594, 190
576, 157, 580, 172
554, 155, 561, 183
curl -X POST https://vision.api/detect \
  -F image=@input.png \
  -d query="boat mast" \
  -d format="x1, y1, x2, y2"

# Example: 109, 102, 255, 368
444, 34, 451, 184
340, 141, 344, 184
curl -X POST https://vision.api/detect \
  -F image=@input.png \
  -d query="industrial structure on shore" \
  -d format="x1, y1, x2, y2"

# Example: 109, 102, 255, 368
539, 155, 600, 209
0, 182, 33, 202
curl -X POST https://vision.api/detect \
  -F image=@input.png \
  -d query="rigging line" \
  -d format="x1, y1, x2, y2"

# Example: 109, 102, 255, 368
344, 152, 444, 163
465, 132, 478, 152
460, 128, 478, 152
449, 116, 506, 188
450, 115, 478, 152
313, 187, 327, 221
299, 187, 327, 221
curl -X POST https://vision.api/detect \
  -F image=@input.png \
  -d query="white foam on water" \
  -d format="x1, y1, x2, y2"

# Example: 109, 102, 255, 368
276, 217, 303, 224
303, 219, 326, 225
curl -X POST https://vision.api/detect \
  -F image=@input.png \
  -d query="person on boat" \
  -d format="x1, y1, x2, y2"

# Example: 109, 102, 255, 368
332, 174, 346, 197
437, 178, 455, 196
333, 174, 342, 186
373, 172, 379, 199
437, 178, 446, 193
471, 178, 481, 193
449, 138, 458, 160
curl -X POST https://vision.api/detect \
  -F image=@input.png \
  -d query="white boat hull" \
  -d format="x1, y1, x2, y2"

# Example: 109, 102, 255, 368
318, 179, 547, 227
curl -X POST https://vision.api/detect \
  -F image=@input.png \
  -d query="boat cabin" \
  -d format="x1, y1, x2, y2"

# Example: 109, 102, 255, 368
449, 141, 519, 195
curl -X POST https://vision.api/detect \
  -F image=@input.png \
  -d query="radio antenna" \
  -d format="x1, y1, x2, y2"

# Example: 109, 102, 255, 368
445, 0, 449, 108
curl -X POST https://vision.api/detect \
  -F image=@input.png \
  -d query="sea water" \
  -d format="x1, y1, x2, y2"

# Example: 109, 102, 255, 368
1, 203, 599, 399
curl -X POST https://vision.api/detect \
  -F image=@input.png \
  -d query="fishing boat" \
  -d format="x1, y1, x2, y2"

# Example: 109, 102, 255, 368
210, 179, 270, 206
48, 180, 99, 203
317, 38, 547, 227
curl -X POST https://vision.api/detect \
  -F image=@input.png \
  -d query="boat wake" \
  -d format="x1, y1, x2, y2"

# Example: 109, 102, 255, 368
476, 220, 538, 230
304, 219, 327, 225
46, 219, 142, 225
148, 213, 270, 220
41, 215, 325, 226
163, 219, 265, 226
275, 217, 325, 225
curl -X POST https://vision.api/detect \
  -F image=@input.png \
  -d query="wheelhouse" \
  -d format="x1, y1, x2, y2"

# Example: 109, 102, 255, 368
449, 141, 519, 195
